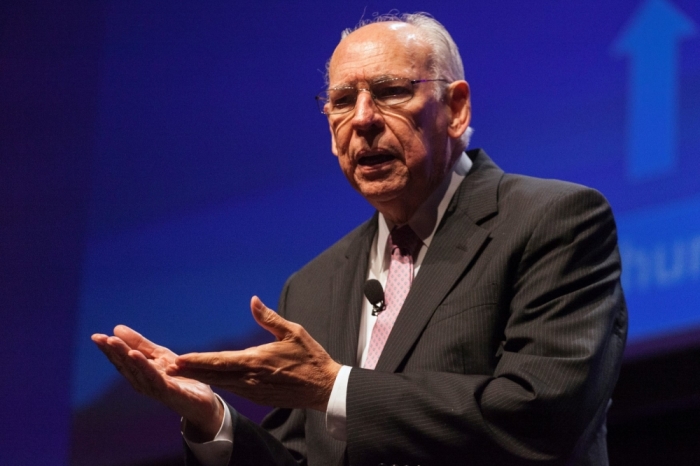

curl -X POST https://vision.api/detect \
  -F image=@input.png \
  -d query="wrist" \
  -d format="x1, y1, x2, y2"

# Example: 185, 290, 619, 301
313, 361, 342, 412
183, 393, 225, 442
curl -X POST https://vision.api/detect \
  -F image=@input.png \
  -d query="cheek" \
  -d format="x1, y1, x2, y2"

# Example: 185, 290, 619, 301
387, 111, 433, 152
329, 126, 339, 157
329, 119, 352, 152
336, 152, 359, 187
411, 114, 450, 169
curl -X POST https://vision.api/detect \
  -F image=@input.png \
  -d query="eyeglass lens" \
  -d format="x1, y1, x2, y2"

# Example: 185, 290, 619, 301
322, 78, 415, 115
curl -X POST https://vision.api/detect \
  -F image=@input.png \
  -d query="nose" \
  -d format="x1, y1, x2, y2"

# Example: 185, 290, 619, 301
351, 88, 382, 129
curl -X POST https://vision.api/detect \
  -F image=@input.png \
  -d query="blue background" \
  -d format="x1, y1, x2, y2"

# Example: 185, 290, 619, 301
2, 1, 699, 464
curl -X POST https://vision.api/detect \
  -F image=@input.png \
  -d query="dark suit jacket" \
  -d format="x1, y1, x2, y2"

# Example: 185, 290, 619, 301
187, 149, 628, 466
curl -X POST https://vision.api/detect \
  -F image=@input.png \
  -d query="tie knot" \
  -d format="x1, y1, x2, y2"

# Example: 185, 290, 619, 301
389, 225, 422, 259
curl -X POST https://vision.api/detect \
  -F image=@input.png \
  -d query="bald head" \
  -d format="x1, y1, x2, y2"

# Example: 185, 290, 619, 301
328, 22, 432, 91
328, 13, 466, 85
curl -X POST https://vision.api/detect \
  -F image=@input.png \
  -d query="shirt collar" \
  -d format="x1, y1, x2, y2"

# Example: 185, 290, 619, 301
376, 152, 473, 255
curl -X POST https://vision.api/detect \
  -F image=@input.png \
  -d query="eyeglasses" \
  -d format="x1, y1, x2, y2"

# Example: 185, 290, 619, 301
315, 77, 450, 115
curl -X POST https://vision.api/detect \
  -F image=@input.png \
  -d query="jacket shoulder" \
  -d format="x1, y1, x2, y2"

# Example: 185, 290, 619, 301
497, 173, 613, 220
500, 172, 607, 202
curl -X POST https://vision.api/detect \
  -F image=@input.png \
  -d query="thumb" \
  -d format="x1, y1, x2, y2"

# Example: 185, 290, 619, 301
250, 296, 290, 341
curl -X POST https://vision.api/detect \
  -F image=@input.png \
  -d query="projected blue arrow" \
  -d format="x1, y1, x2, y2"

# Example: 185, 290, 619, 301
612, 0, 696, 181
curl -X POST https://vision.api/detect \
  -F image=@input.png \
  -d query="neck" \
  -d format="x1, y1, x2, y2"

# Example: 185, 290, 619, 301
376, 149, 463, 225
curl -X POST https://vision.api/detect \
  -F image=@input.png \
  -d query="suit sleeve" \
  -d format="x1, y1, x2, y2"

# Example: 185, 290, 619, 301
345, 187, 628, 465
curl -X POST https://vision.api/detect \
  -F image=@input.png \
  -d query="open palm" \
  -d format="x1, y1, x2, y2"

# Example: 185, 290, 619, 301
92, 325, 223, 439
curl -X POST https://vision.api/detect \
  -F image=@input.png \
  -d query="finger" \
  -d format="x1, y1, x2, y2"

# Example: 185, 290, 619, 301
113, 325, 161, 356
94, 336, 142, 384
91, 333, 108, 345
101, 336, 168, 395
172, 350, 249, 372
126, 349, 169, 394
250, 296, 291, 341
174, 367, 269, 393
95, 335, 130, 363
168, 366, 248, 385
93, 334, 130, 369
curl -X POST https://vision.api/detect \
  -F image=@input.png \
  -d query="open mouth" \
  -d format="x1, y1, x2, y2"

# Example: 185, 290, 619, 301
358, 153, 395, 166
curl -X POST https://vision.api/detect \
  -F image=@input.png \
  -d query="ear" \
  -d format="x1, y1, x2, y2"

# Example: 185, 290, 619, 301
445, 80, 471, 140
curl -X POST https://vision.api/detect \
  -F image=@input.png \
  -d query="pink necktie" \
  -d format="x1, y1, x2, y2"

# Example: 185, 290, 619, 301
363, 226, 422, 370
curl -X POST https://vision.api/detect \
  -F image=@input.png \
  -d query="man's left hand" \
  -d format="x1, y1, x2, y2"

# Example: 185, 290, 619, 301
167, 296, 341, 412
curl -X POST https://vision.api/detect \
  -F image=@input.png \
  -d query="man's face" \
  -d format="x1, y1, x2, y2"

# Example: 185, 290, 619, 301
326, 23, 456, 222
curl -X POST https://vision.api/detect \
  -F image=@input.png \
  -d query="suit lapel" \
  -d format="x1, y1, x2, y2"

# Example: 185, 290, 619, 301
327, 214, 378, 366
374, 150, 504, 373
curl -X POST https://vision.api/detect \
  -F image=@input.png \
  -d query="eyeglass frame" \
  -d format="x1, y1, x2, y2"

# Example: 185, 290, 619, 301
315, 77, 451, 115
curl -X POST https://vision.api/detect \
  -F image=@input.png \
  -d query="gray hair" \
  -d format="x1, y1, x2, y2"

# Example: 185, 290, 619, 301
329, 12, 473, 149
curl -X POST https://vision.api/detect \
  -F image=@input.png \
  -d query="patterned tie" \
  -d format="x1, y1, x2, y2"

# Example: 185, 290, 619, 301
363, 225, 422, 369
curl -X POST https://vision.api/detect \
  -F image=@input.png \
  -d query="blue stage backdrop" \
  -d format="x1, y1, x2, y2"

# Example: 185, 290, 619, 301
74, 0, 700, 463
2, 1, 699, 464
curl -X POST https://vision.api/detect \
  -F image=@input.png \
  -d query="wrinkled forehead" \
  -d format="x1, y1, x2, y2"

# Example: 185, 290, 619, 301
328, 22, 431, 87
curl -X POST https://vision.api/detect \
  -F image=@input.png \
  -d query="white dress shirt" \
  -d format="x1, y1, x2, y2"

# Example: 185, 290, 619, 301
185, 152, 473, 465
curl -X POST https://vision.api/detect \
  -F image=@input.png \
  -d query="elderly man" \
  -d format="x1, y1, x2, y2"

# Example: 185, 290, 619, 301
93, 13, 627, 466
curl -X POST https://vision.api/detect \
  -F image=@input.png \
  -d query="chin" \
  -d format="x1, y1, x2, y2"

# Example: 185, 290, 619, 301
357, 183, 406, 206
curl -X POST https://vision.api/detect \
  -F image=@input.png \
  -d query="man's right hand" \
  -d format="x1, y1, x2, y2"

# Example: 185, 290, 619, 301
92, 325, 224, 442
